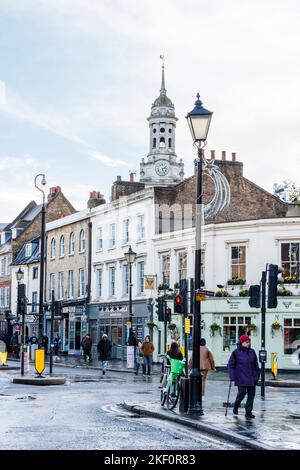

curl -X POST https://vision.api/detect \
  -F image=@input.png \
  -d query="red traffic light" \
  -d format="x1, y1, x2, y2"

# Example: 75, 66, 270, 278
174, 295, 182, 304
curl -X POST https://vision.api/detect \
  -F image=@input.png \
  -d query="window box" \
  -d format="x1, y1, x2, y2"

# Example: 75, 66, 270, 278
282, 284, 300, 295
226, 284, 249, 297
227, 277, 246, 286
277, 286, 293, 296
215, 289, 229, 297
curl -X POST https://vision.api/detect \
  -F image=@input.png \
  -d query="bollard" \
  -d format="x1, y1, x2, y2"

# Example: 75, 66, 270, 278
179, 377, 190, 413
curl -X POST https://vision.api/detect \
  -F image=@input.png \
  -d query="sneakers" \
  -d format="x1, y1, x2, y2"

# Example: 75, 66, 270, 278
102, 370, 106, 375
245, 413, 255, 419
233, 408, 238, 415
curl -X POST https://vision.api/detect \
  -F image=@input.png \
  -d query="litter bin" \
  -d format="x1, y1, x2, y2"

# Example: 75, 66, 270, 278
179, 376, 190, 413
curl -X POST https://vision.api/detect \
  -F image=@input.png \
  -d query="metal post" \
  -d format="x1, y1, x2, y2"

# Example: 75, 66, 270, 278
38, 201, 46, 347
19, 284, 25, 377
261, 270, 266, 399
164, 299, 167, 353
129, 261, 133, 329
188, 146, 203, 416
49, 290, 55, 376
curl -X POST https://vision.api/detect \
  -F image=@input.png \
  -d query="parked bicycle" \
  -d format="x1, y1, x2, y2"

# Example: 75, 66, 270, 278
160, 355, 186, 410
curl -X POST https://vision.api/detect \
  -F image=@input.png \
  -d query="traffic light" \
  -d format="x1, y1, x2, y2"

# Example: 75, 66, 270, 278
267, 264, 284, 308
174, 295, 184, 313
165, 307, 171, 323
179, 279, 188, 315
156, 297, 165, 322
248, 285, 260, 308
55, 301, 62, 317
17, 284, 27, 315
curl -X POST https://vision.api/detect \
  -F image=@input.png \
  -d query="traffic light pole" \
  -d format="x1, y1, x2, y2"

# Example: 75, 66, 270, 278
49, 290, 55, 376
261, 270, 266, 399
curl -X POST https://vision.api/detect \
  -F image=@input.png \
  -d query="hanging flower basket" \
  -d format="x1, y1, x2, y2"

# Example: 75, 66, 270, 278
209, 322, 222, 337
246, 323, 257, 333
146, 321, 157, 329
168, 323, 177, 331
158, 283, 169, 291
271, 321, 282, 338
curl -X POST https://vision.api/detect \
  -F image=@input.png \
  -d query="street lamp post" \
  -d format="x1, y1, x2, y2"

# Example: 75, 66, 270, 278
16, 268, 25, 376
124, 246, 137, 332
186, 94, 213, 416
34, 174, 47, 348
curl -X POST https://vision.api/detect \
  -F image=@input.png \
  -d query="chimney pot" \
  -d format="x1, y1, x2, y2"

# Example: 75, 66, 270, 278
129, 172, 135, 183
117, 176, 122, 182
222, 151, 226, 161
210, 150, 215, 160
232, 152, 236, 162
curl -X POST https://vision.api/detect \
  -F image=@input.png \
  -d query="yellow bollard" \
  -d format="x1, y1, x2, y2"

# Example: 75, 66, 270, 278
35, 348, 45, 376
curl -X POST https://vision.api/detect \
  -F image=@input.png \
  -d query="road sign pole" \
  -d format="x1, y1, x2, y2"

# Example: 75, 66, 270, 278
49, 290, 55, 376
261, 270, 267, 399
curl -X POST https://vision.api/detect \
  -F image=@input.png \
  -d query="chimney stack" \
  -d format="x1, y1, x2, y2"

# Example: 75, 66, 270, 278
47, 186, 62, 202
87, 191, 106, 209
210, 150, 215, 160
117, 176, 122, 182
221, 151, 226, 161
232, 152, 236, 162
129, 172, 136, 183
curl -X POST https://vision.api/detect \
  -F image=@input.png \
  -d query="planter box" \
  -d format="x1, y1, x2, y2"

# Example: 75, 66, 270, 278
225, 285, 249, 297
282, 283, 300, 295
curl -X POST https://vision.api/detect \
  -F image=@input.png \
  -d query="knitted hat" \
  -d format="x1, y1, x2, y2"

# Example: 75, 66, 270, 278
240, 334, 250, 343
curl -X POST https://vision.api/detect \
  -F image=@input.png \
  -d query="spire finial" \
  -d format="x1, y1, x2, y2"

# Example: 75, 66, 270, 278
159, 54, 166, 95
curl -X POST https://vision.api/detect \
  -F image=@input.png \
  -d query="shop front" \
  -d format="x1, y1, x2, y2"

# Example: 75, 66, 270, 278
88, 300, 151, 361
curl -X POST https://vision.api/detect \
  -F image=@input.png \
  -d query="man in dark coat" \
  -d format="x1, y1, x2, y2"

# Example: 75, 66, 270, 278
97, 334, 112, 375
81, 334, 93, 362
41, 335, 49, 355
228, 334, 260, 419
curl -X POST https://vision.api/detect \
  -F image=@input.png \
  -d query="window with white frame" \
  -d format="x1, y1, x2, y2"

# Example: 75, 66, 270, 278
96, 268, 103, 298
25, 243, 32, 258
68, 270, 74, 299
96, 227, 103, 251
230, 246, 246, 280
0, 258, 5, 276
123, 219, 129, 245
33, 267, 38, 279
137, 215, 145, 241
109, 224, 116, 248
79, 268, 85, 297
32, 292, 38, 313
0, 288, 4, 306
281, 242, 300, 279
49, 273, 55, 299
122, 264, 129, 296
79, 230, 85, 252
6, 257, 11, 275
137, 261, 145, 294
5, 287, 10, 307
223, 316, 252, 352
161, 255, 170, 287
109, 266, 116, 297
284, 318, 300, 354
59, 235, 65, 257
50, 238, 56, 259
69, 232, 75, 255
58, 272, 64, 300
178, 252, 187, 282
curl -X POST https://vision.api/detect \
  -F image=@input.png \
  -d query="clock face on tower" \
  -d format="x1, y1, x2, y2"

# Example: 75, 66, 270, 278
155, 161, 170, 176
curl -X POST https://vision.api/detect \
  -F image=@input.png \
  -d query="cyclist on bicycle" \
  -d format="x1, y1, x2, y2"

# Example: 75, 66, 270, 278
161, 343, 183, 388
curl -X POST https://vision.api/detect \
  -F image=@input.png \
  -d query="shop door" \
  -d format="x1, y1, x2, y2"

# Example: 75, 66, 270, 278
69, 318, 82, 355
111, 318, 123, 360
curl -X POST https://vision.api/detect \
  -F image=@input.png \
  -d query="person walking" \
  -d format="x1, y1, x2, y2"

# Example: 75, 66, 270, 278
97, 334, 112, 375
53, 334, 61, 359
141, 335, 154, 376
228, 334, 260, 419
81, 334, 93, 363
41, 334, 49, 355
135, 341, 144, 375
188, 338, 216, 396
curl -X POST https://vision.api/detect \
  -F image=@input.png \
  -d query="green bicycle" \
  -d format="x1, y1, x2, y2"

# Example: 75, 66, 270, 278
160, 355, 186, 410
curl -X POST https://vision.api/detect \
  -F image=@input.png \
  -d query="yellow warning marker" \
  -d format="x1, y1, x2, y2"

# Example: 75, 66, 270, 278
35, 348, 45, 376
0, 351, 7, 365
271, 353, 278, 378
184, 318, 191, 334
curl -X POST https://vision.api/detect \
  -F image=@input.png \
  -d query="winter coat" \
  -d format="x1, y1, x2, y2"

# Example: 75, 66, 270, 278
188, 346, 216, 371
128, 334, 137, 347
81, 336, 92, 351
228, 343, 260, 387
97, 339, 112, 360
141, 341, 154, 356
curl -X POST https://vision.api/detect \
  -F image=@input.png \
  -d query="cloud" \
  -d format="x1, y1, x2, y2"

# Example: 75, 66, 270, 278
0, 155, 38, 171
91, 152, 128, 168
0, 81, 6, 105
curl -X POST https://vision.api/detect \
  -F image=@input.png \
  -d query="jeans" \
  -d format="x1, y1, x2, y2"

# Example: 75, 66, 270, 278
143, 355, 152, 375
234, 386, 256, 415
101, 360, 108, 372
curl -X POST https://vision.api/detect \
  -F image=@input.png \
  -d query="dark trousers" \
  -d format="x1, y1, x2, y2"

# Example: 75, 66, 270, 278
83, 349, 92, 362
234, 386, 256, 415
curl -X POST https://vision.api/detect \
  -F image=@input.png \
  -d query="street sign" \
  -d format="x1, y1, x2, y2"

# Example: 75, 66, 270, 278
145, 276, 156, 290
196, 289, 215, 297
271, 353, 278, 378
25, 315, 38, 323
196, 294, 206, 301
259, 350, 267, 363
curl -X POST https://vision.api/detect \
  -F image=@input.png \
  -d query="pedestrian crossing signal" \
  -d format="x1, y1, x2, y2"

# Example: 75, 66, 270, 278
174, 295, 183, 313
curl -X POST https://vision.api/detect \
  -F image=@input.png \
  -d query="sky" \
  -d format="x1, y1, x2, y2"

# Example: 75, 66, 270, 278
0, 0, 300, 220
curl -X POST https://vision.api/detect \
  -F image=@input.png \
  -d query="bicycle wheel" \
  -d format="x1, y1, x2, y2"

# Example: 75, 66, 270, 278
166, 379, 180, 410
160, 388, 167, 406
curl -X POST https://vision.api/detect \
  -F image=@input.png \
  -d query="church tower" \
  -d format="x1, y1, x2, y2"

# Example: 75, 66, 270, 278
139, 59, 184, 186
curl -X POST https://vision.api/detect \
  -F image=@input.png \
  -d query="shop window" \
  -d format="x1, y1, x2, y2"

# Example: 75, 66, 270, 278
284, 317, 300, 354
223, 315, 252, 351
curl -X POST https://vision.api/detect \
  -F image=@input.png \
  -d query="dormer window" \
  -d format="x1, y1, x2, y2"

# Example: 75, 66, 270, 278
25, 243, 32, 258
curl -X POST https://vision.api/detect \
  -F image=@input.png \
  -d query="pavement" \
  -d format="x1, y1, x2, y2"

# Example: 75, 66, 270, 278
3, 357, 300, 450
